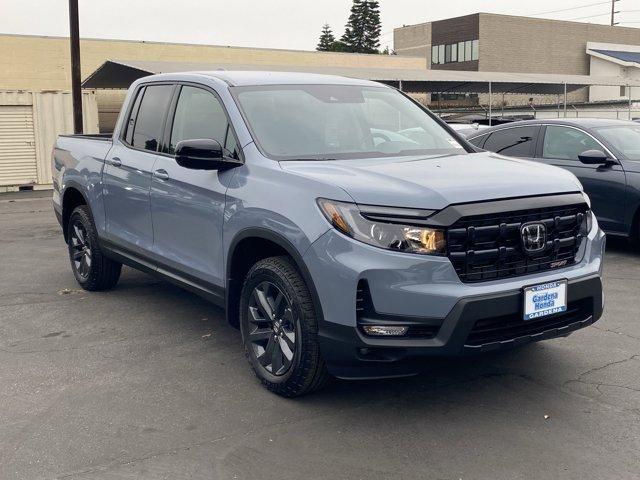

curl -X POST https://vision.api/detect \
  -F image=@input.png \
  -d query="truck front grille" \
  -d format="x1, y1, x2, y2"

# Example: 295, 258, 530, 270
447, 203, 588, 283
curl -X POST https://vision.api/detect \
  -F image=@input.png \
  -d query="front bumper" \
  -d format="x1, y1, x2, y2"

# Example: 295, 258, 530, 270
303, 223, 605, 379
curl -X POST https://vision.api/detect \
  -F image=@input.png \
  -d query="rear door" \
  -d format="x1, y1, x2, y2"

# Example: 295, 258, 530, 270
535, 125, 626, 233
149, 84, 240, 288
103, 84, 174, 255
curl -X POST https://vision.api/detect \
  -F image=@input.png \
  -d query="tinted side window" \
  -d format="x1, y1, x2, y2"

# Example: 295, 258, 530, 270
124, 87, 144, 145
131, 85, 174, 152
542, 125, 601, 161
468, 134, 488, 148
169, 86, 234, 155
483, 126, 538, 157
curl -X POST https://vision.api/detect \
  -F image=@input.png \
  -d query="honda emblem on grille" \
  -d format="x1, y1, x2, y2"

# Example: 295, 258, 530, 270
521, 222, 547, 253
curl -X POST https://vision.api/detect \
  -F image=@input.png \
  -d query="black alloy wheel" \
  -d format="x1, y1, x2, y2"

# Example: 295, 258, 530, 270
70, 220, 92, 280
66, 205, 121, 291
239, 256, 330, 397
247, 281, 297, 376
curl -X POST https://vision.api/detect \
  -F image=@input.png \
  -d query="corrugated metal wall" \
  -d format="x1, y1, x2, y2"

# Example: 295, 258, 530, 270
0, 90, 99, 188
0, 104, 37, 186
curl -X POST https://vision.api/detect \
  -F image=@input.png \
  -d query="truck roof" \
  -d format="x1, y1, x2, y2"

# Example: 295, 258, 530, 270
139, 71, 387, 88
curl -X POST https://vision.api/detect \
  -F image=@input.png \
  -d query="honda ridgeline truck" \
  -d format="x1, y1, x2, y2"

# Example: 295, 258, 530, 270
53, 72, 605, 396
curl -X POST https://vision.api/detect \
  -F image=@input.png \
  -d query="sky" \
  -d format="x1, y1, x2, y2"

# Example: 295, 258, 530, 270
2, 0, 639, 52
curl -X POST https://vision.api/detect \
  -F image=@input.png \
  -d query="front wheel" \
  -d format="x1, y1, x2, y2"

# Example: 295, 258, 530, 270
239, 256, 330, 397
67, 205, 122, 291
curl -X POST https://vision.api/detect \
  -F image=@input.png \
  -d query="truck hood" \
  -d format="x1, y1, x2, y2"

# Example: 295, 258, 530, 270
280, 152, 583, 210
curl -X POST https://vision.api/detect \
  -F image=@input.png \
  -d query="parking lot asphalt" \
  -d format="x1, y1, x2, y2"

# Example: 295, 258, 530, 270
1, 192, 639, 480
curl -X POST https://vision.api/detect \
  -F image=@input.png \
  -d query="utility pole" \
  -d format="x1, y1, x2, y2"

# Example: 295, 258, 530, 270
68, 0, 83, 133
611, 0, 620, 26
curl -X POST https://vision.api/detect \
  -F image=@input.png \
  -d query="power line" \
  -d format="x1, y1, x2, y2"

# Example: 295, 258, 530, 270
567, 12, 612, 20
529, 1, 610, 17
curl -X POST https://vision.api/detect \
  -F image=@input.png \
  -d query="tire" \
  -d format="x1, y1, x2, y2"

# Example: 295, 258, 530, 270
239, 256, 330, 397
67, 205, 122, 291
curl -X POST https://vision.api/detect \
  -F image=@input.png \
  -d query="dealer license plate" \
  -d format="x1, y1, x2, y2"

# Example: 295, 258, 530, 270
523, 280, 567, 321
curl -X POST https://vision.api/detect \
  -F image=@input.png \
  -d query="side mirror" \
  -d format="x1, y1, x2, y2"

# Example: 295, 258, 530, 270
578, 149, 610, 165
175, 139, 239, 170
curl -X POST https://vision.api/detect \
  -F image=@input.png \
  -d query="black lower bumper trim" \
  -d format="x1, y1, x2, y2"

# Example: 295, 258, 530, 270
463, 314, 595, 353
318, 274, 603, 379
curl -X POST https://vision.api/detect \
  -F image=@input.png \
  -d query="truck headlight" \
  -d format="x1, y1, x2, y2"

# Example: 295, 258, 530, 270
580, 209, 594, 235
317, 199, 446, 255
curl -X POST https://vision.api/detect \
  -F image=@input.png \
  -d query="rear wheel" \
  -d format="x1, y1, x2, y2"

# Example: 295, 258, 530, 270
67, 205, 121, 291
239, 256, 330, 397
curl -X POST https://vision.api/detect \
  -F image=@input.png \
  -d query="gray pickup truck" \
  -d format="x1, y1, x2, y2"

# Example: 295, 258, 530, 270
53, 71, 605, 396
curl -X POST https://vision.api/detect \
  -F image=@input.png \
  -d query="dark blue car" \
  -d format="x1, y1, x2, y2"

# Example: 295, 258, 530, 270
468, 119, 640, 239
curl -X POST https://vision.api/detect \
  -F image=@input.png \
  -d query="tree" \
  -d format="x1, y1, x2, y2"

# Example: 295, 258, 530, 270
329, 40, 350, 52
341, 0, 382, 54
316, 24, 336, 52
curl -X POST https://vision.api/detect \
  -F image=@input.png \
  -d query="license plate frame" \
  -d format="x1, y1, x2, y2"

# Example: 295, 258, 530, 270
523, 280, 567, 321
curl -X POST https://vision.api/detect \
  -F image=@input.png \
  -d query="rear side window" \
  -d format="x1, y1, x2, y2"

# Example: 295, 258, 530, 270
468, 134, 488, 148
542, 125, 602, 161
169, 86, 237, 157
483, 126, 538, 157
131, 85, 174, 152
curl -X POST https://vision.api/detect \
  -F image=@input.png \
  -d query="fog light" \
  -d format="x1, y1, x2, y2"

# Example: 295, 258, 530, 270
362, 325, 408, 336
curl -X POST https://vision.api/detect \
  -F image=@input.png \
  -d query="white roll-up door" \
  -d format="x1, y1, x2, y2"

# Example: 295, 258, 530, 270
0, 105, 37, 186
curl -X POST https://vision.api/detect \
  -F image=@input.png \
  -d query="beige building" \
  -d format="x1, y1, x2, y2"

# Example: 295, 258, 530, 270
395, 13, 640, 105
1, 33, 425, 92
0, 33, 425, 131
0, 33, 424, 189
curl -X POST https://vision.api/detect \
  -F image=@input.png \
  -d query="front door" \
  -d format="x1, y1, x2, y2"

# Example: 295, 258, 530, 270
150, 85, 240, 288
103, 84, 175, 255
536, 125, 627, 233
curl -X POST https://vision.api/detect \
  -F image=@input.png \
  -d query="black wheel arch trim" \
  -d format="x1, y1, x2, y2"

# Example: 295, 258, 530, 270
60, 182, 92, 242
226, 228, 326, 329
61, 181, 91, 207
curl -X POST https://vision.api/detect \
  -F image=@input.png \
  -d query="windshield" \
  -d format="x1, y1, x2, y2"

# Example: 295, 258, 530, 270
232, 84, 466, 160
594, 124, 640, 161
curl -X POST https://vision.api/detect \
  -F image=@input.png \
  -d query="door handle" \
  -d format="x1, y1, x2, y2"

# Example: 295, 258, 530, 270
108, 157, 122, 167
154, 169, 170, 181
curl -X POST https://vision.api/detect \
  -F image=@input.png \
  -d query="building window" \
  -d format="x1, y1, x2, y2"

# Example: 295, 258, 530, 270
430, 93, 479, 105
621, 85, 627, 97
431, 39, 480, 65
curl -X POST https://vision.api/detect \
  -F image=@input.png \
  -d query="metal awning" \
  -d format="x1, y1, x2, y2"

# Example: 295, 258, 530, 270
82, 59, 640, 94
588, 48, 640, 68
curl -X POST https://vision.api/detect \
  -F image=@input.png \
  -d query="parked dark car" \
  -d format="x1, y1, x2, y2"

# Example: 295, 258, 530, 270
468, 118, 640, 239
